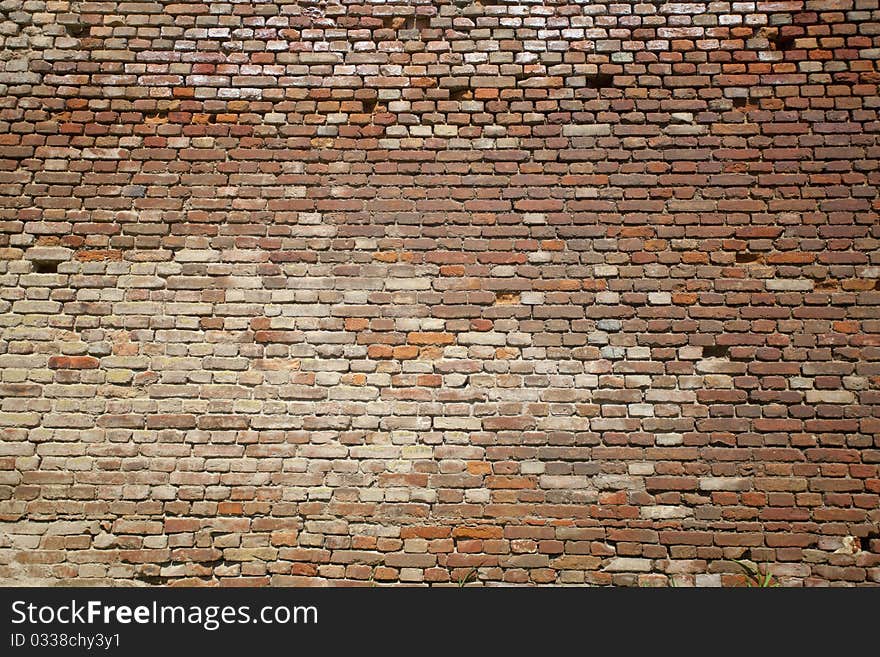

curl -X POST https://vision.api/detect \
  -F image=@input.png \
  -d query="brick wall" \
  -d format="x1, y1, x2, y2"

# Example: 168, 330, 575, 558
1, 0, 878, 586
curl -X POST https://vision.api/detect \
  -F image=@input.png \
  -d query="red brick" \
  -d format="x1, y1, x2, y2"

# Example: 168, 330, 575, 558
48, 356, 100, 369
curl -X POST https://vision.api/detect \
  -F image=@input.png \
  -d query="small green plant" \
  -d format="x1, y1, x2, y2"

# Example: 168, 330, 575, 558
732, 560, 778, 587
456, 566, 479, 587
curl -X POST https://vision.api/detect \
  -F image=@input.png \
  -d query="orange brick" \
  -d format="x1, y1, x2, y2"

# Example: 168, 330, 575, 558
467, 462, 492, 475
392, 345, 419, 359
453, 526, 504, 540
368, 344, 393, 359
407, 332, 454, 345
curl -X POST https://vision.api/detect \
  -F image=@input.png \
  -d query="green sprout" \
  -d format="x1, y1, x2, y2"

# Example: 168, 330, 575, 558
732, 560, 779, 587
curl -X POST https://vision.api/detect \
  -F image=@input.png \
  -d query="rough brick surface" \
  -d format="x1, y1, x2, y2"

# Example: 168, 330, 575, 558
1, 1, 879, 587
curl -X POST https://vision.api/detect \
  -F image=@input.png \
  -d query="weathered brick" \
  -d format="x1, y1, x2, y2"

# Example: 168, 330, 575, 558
0, 0, 875, 590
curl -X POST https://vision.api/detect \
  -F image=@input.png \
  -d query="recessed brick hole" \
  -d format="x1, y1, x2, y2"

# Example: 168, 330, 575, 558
383, 16, 407, 30
770, 31, 796, 51
414, 16, 430, 29
65, 22, 90, 37
144, 109, 169, 123
733, 97, 748, 108
494, 291, 520, 305
585, 73, 615, 90
450, 88, 472, 101
362, 97, 378, 113
34, 260, 58, 273
735, 252, 760, 263
703, 345, 729, 358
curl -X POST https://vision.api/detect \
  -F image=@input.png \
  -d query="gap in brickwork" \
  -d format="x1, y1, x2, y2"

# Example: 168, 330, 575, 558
702, 345, 730, 359
494, 292, 520, 305
33, 261, 58, 274
144, 109, 169, 123
64, 22, 89, 37
769, 30, 797, 51
381, 14, 431, 31
815, 278, 840, 291
735, 252, 761, 264
584, 73, 616, 90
